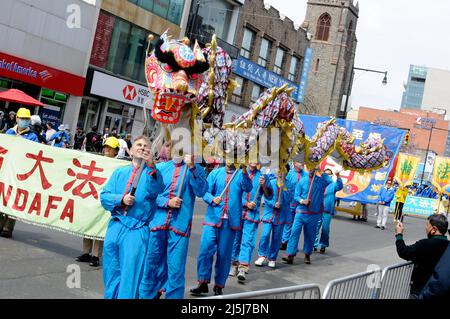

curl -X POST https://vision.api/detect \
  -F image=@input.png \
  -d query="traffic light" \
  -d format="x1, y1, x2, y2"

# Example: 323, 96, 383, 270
404, 132, 410, 145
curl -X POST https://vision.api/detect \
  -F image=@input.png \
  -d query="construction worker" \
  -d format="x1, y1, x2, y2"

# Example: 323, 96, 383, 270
190, 163, 252, 296
76, 137, 120, 267
139, 151, 208, 299
100, 136, 164, 299
255, 170, 292, 269
1, 108, 39, 238
229, 163, 273, 282
282, 167, 332, 265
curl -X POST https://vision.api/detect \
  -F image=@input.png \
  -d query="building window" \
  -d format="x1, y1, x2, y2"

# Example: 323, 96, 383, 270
258, 38, 271, 67
274, 47, 286, 75
314, 58, 320, 72
194, 0, 234, 41
129, 0, 186, 25
231, 76, 244, 104
289, 56, 299, 82
106, 17, 158, 83
251, 83, 263, 103
315, 13, 331, 42
241, 28, 255, 59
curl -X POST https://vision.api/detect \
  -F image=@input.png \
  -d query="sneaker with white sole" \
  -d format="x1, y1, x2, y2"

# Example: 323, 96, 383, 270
229, 265, 238, 277
237, 270, 246, 281
268, 261, 276, 268
254, 256, 266, 267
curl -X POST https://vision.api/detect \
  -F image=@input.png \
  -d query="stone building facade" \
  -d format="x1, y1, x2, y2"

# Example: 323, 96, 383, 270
228, 0, 311, 118
302, 0, 359, 117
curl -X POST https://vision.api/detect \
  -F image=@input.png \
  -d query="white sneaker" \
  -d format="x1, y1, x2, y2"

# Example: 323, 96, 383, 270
237, 270, 246, 281
229, 265, 238, 277
254, 256, 266, 267
268, 261, 276, 268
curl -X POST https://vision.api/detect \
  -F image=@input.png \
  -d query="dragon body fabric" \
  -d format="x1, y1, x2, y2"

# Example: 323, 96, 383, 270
144, 31, 391, 173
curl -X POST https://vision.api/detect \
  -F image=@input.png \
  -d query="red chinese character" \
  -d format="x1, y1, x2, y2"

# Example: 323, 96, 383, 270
0, 146, 8, 171
17, 151, 54, 190
64, 159, 107, 199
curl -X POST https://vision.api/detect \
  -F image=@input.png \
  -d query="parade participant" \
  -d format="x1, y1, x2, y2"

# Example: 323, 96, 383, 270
49, 124, 70, 148
255, 169, 292, 269
314, 169, 343, 253
282, 167, 332, 265
375, 180, 396, 230
281, 161, 308, 250
76, 137, 120, 267
45, 122, 56, 143
139, 150, 208, 299
1, 108, 39, 238
73, 127, 86, 150
100, 136, 164, 299
229, 163, 273, 282
394, 185, 408, 222
29, 115, 47, 144
190, 162, 252, 296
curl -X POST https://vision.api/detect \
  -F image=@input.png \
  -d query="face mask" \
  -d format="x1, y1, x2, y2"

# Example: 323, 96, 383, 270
18, 119, 30, 129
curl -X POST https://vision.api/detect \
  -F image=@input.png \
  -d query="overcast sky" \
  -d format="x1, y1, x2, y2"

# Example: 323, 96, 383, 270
266, 0, 450, 111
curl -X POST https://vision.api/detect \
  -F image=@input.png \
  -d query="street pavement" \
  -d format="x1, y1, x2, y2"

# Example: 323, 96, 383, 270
0, 201, 428, 299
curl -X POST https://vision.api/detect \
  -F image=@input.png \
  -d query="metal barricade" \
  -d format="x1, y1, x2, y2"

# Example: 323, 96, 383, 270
203, 284, 321, 299
322, 269, 381, 299
376, 262, 414, 299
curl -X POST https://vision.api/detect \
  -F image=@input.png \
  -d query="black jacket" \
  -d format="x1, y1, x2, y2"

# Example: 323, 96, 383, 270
396, 234, 449, 295
419, 244, 450, 299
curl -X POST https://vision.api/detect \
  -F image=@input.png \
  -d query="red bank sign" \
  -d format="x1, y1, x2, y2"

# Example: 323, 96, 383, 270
0, 52, 85, 96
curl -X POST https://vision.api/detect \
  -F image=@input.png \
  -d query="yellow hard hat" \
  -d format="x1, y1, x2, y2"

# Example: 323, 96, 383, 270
104, 136, 120, 149
17, 108, 31, 118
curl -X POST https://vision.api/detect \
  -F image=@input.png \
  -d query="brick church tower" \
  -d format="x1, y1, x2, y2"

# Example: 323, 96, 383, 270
302, 0, 359, 117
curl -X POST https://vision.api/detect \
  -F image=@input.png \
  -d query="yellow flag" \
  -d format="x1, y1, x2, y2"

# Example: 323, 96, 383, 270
432, 156, 450, 195
394, 153, 420, 187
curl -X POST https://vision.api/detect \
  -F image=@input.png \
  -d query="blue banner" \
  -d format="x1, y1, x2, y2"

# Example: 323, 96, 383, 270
299, 115, 406, 204
390, 196, 437, 218
232, 56, 301, 102
297, 48, 313, 104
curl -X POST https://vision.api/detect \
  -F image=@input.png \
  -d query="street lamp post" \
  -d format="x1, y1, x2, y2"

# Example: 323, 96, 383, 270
341, 67, 388, 119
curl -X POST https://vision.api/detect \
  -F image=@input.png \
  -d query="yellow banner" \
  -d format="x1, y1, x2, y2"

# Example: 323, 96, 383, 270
394, 153, 420, 187
0, 134, 129, 240
432, 156, 450, 195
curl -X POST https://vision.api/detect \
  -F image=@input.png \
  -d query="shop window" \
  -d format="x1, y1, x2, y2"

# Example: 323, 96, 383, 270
251, 83, 263, 103
231, 76, 244, 104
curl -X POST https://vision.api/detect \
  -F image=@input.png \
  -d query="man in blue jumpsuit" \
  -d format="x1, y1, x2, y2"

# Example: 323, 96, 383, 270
49, 124, 70, 148
1, 107, 39, 238
255, 170, 292, 269
100, 136, 164, 299
139, 154, 208, 299
281, 162, 308, 250
314, 169, 343, 253
190, 163, 252, 296
283, 168, 332, 265
229, 163, 273, 282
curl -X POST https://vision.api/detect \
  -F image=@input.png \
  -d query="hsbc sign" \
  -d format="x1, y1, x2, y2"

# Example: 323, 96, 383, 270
90, 71, 153, 108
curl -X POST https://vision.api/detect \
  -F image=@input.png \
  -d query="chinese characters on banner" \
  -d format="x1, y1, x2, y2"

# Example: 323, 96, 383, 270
394, 153, 420, 187
0, 135, 128, 239
300, 115, 406, 204
432, 156, 450, 195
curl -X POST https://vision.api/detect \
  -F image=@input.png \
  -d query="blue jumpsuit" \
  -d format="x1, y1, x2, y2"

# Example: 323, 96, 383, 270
258, 176, 292, 262
139, 161, 207, 299
282, 167, 308, 244
231, 168, 273, 270
196, 167, 252, 288
286, 172, 332, 257
49, 130, 70, 148
314, 177, 343, 250
100, 164, 164, 299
